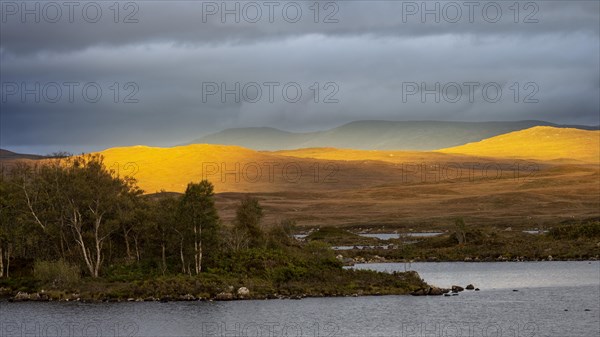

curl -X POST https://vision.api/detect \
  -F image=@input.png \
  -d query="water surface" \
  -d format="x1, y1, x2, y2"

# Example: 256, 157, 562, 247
1, 262, 598, 337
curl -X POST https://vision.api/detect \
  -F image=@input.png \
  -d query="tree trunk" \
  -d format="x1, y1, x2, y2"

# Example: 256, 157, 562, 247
193, 224, 202, 274
74, 220, 96, 277
161, 243, 167, 275
133, 235, 140, 262
123, 227, 133, 261
179, 237, 185, 274
93, 221, 102, 278
0, 247, 4, 278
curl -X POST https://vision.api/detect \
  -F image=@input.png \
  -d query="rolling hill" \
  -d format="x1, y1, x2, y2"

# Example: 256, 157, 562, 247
97, 144, 422, 194
187, 120, 599, 151
93, 138, 599, 227
0, 149, 45, 161
437, 127, 600, 163
2, 125, 598, 227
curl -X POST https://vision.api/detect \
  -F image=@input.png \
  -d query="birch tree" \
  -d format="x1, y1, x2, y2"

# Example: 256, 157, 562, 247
178, 180, 219, 274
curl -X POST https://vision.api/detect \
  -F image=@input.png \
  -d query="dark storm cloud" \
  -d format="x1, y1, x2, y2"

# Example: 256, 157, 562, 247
1, 1, 598, 55
0, 1, 598, 154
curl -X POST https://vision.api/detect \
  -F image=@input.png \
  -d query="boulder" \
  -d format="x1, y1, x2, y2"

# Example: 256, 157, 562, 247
466, 284, 475, 290
451, 285, 464, 293
215, 292, 233, 301
342, 258, 355, 266
14, 292, 30, 301
179, 294, 196, 301
237, 287, 250, 297
428, 287, 444, 296
410, 288, 428, 296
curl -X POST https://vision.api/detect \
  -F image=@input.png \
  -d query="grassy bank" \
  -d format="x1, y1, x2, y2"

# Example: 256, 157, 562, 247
311, 220, 600, 263
0, 243, 428, 302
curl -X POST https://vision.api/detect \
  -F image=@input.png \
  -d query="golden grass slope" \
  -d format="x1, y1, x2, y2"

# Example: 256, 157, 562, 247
2, 126, 597, 227
98, 144, 412, 194
437, 126, 600, 163
96, 126, 599, 194
99, 144, 281, 193
272, 148, 483, 164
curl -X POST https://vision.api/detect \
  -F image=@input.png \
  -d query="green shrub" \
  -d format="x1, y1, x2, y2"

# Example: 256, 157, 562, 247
33, 260, 80, 287
549, 221, 600, 240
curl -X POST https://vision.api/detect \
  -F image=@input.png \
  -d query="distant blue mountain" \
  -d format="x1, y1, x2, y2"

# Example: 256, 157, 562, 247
187, 120, 599, 151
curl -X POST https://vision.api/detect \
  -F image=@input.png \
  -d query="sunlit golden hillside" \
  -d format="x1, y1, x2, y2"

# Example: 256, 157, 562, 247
437, 127, 599, 163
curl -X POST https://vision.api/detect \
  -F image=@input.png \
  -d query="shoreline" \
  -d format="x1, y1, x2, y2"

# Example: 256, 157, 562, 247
2, 291, 421, 303
343, 256, 600, 265
3, 260, 598, 304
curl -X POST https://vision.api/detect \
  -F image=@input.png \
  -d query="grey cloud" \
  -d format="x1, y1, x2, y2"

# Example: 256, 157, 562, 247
1, 1, 598, 55
0, 1, 598, 154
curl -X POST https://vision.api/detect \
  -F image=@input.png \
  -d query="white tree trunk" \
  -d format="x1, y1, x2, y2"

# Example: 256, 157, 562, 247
194, 225, 202, 274
179, 237, 186, 274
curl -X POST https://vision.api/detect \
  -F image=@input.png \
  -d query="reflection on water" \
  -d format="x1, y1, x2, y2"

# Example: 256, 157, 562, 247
359, 232, 444, 240
1, 262, 598, 337
523, 230, 549, 235
332, 245, 393, 250
293, 232, 444, 241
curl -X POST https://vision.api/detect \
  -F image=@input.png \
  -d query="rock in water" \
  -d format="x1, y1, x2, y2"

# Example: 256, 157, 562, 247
410, 288, 428, 296
451, 285, 464, 293
466, 284, 475, 290
428, 287, 444, 296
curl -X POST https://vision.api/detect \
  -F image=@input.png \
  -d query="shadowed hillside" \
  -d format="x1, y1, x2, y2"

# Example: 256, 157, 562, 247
188, 120, 599, 151
0, 149, 44, 161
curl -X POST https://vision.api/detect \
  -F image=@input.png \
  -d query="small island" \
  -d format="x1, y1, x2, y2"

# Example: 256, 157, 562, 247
0, 155, 429, 302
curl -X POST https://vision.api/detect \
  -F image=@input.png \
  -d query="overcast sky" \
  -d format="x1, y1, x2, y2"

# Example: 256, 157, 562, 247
1, 0, 599, 154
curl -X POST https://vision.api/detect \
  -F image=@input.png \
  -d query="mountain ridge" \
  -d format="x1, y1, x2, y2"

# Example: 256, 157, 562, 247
187, 120, 599, 151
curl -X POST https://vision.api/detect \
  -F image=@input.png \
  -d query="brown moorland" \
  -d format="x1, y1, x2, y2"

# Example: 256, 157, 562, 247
2, 127, 598, 230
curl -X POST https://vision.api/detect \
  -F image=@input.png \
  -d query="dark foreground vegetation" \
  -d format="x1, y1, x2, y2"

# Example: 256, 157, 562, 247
312, 219, 600, 264
0, 155, 427, 301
